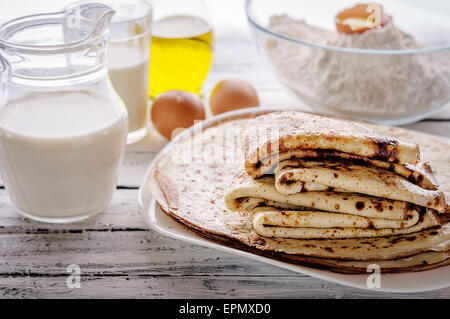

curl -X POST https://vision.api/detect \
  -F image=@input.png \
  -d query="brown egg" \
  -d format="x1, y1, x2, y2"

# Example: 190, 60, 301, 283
210, 78, 259, 115
151, 90, 205, 139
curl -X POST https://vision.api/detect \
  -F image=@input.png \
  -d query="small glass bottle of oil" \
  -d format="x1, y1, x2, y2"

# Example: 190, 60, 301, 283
149, 14, 214, 98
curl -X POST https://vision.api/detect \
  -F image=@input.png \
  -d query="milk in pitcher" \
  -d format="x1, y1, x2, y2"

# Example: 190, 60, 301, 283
0, 90, 128, 221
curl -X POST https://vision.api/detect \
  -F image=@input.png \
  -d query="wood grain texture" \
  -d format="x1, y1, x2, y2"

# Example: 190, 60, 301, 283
0, 0, 449, 298
0, 188, 449, 298
2, 275, 450, 299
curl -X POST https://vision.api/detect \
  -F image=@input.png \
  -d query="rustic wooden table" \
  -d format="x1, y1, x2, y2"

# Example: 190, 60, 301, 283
1, 1, 449, 299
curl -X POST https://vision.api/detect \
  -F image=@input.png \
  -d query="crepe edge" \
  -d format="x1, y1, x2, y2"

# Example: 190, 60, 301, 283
158, 204, 449, 274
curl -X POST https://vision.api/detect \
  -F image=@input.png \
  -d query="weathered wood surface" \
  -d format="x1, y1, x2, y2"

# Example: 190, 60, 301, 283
0, 0, 449, 298
2, 275, 449, 299
1, 187, 450, 298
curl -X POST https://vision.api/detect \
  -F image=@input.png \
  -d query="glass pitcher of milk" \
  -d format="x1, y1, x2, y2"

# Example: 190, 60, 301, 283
0, 3, 128, 223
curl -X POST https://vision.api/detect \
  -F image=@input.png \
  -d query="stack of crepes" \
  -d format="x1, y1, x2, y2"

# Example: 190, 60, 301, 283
225, 112, 448, 242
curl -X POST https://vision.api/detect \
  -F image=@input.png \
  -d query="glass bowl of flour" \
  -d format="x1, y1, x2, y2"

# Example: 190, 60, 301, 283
245, 0, 450, 125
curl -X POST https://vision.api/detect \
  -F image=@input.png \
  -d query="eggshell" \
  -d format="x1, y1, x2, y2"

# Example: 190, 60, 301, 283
335, 3, 386, 34
210, 78, 259, 115
151, 90, 205, 139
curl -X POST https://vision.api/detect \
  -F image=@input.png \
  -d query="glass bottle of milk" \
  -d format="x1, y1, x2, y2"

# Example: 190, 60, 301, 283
0, 3, 128, 223
106, 0, 152, 145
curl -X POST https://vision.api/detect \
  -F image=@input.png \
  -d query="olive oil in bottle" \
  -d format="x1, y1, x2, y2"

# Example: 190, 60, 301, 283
149, 15, 214, 98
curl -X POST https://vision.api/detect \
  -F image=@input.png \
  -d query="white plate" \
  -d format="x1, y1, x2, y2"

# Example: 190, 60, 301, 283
137, 107, 450, 293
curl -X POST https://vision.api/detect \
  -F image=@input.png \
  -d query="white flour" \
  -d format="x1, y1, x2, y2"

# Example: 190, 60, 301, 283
267, 15, 450, 116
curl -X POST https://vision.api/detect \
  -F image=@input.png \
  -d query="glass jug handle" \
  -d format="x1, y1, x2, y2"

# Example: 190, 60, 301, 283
0, 52, 10, 107
64, 3, 116, 42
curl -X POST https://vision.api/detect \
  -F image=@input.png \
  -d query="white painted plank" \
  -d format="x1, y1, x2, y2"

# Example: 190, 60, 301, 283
0, 189, 143, 230
1, 275, 449, 299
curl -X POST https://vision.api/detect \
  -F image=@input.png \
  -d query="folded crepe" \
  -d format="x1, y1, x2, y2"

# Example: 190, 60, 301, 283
244, 112, 436, 188
226, 111, 448, 240
274, 159, 446, 213
224, 173, 440, 239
